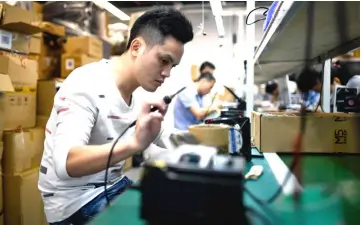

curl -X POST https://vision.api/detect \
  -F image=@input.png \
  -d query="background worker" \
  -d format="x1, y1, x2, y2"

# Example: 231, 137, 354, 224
199, 61, 216, 75
173, 72, 221, 130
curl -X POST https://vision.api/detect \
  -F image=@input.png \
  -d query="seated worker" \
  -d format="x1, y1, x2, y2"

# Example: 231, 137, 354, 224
174, 73, 220, 130
297, 61, 360, 110
38, 7, 194, 225
299, 61, 360, 94
331, 61, 360, 91
261, 81, 280, 110
199, 61, 216, 75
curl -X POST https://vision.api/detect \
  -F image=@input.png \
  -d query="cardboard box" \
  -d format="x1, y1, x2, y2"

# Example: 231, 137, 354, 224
0, 74, 36, 131
0, 3, 42, 34
35, 21, 65, 37
3, 168, 44, 225
0, 29, 40, 54
29, 54, 60, 80
0, 142, 3, 168
0, 174, 3, 225
37, 80, 62, 116
29, 36, 41, 54
32, 2, 43, 15
61, 53, 100, 78
0, 98, 3, 139
2, 127, 45, 174
64, 36, 103, 59
36, 115, 49, 128
0, 54, 38, 87
251, 112, 360, 153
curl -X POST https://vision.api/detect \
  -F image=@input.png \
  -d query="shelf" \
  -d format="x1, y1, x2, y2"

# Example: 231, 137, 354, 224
254, 1, 360, 84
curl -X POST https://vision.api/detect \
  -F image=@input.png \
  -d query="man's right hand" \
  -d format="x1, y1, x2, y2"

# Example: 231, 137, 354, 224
131, 99, 167, 151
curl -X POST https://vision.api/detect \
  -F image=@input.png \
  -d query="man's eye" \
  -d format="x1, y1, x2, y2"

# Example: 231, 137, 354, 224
161, 59, 168, 65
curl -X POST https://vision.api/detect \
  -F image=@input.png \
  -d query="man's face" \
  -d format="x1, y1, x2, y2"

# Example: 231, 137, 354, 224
198, 79, 215, 96
201, 66, 214, 75
131, 36, 184, 92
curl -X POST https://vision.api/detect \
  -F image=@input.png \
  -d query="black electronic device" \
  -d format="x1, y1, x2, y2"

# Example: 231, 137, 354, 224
139, 146, 249, 225
205, 117, 252, 162
333, 86, 359, 113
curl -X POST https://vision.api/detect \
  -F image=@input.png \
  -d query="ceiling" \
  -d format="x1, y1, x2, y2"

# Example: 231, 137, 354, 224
109, 1, 272, 24
110, 1, 238, 8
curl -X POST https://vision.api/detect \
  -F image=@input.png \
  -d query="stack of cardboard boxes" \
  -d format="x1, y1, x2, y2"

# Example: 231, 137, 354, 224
36, 35, 104, 126
0, 3, 104, 225
0, 3, 48, 225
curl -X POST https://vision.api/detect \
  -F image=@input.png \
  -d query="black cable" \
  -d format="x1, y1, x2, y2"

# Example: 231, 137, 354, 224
245, 7, 269, 25
104, 123, 134, 206
244, 156, 298, 205
103, 88, 186, 206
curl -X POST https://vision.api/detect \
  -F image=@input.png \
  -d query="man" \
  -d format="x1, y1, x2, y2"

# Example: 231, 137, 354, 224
174, 73, 220, 130
330, 61, 360, 91
38, 7, 193, 225
298, 61, 360, 94
297, 61, 359, 110
199, 61, 216, 75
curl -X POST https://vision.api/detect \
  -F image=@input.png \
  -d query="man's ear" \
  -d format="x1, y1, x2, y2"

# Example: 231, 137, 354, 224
129, 38, 146, 57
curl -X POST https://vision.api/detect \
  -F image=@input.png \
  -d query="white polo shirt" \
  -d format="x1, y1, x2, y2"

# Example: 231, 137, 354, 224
38, 60, 165, 223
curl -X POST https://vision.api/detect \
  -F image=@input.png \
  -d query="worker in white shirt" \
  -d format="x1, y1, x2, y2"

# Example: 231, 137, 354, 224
38, 6, 194, 225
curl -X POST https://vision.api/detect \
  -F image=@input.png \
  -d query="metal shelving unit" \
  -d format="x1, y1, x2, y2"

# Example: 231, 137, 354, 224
253, 1, 360, 84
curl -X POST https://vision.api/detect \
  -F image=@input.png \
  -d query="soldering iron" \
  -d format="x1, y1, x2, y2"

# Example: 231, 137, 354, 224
104, 86, 187, 205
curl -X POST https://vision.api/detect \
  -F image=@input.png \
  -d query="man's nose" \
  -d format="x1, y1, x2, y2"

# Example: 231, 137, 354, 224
161, 68, 171, 77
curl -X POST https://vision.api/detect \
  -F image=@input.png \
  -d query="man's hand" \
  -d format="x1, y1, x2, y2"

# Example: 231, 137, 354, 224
214, 100, 223, 109
132, 98, 168, 151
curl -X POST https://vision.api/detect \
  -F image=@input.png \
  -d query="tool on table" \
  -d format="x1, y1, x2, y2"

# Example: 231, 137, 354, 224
104, 87, 187, 205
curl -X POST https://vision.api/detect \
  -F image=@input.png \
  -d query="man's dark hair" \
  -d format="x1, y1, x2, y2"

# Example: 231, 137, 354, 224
331, 61, 356, 85
199, 61, 216, 73
296, 67, 322, 93
126, 6, 193, 50
196, 72, 216, 82
265, 81, 278, 94
111, 41, 127, 56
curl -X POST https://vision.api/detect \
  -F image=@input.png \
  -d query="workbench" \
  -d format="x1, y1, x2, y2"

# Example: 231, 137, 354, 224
89, 149, 360, 225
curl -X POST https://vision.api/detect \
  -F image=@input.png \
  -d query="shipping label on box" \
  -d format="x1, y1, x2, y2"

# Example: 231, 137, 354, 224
61, 53, 100, 78
2, 91, 36, 131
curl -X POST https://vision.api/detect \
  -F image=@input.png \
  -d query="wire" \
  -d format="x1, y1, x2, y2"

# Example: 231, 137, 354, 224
104, 123, 134, 206
245, 7, 269, 25
244, 155, 298, 205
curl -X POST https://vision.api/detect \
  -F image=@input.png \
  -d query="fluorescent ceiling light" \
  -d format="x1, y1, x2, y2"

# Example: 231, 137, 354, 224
209, 0, 223, 16
215, 15, 225, 37
92, 0, 130, 21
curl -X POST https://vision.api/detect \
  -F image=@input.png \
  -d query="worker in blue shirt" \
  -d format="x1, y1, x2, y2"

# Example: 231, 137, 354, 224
173, 73, 221, 131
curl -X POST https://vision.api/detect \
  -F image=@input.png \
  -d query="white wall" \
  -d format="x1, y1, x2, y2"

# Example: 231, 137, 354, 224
133, 9, 266, 131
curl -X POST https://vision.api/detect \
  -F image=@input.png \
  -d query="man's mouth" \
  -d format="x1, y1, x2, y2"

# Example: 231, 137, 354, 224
156, 80, 164, 85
